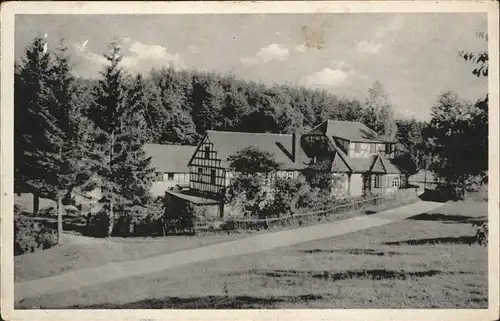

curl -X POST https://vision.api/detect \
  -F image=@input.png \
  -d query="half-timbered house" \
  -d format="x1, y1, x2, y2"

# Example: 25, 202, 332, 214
301, 120, 405, 197
187, 130, 309, 199
185, 120, 406, 217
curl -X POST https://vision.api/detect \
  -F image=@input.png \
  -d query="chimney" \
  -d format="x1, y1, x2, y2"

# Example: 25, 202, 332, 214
292, 132, 296, 163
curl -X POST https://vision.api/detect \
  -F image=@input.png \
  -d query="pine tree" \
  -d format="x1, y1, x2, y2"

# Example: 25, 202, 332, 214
43, 43, 93, 241
86, 42, 130, 236
15, 37, 92, 241
14, 37, 54, 210
116, 75, 155, 226
86, 43, 155, 236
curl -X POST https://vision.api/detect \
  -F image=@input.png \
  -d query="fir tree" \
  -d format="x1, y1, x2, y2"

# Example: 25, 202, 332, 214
115, 74, 155, 225
87, 43, 155, 236
43, 42, 93, 241
86, 42, 129, 236
14, 36, 53, 210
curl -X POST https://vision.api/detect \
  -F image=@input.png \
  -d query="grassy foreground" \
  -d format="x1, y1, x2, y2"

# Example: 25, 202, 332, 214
15, 195, 417, 282
16, 200, 488, 309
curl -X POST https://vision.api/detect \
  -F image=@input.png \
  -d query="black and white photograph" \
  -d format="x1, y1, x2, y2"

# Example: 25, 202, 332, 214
1, 1, 499, 320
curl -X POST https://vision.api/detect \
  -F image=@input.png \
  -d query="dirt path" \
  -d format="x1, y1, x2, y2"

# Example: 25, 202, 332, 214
15, 200, 443, 302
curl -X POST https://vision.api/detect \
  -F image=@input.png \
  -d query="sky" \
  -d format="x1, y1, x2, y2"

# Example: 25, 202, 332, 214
15, 13, 488, 120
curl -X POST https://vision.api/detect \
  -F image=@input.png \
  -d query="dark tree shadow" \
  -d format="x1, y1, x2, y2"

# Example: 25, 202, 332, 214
418, 188, 455, 202
251, 269, 445, 281
383, 236, 477, 246
408, 213, 486, 224
67, 294, 325, 309
364, 210, 377, 215
300, 248, 410, 256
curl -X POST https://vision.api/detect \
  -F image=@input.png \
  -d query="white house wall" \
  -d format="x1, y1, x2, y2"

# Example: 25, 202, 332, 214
347, 142, 386, 158
151, 172, 190, 197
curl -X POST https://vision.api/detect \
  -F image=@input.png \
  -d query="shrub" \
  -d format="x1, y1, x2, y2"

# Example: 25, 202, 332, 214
85, 210, 110, 237
465, 183, 488, 201
260, 175, 333, 218
472, 221, 488, 246
220, 217, 237, 233
14, 214, 58, 255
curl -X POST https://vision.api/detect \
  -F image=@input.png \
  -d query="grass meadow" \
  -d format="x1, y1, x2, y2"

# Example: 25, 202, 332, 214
15, 201, 488, 309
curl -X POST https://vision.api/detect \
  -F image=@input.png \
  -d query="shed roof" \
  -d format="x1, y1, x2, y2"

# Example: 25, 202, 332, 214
166, 191, 219, 205
203, 130, 311, 170
308, 120, 392, 143
144, 144, 196, 173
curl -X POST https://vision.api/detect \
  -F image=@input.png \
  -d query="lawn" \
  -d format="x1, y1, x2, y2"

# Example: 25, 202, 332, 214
15, 194, 419, 282
15, 200, 488, 309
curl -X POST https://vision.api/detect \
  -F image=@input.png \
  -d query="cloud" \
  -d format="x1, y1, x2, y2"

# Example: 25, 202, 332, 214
301, 67, 351, 88
71, 43, 108, 78
294, 44, 307, 53
241, 43, 290, 65
122, 40, 184, 72
71, 39, 185, 77
357, 16, 404, 55
357, 40, 383, 54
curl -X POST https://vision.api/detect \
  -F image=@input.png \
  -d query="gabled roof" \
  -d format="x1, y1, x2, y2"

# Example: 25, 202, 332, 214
144, 144, 196, 173
370, 155, 387, 173
308, 120, 391, 143
381, 158, 405, 174
326, 136, 403, 174
331, 151, 351, 172
200, 130, 311, 170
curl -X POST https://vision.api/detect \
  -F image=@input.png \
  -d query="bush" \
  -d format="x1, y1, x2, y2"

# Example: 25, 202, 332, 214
465, 183, 488, 201
472, 221, 488, 246
260, 175, 333, 218
220, 217, 237, 233
14, 214, 58, 255
85, 210, 109, 237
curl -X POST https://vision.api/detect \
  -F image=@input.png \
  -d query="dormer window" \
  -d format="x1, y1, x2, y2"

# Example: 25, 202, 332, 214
354, 143, 360, 153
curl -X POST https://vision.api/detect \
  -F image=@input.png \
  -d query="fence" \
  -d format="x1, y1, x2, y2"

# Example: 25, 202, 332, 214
194, 187, 421, 233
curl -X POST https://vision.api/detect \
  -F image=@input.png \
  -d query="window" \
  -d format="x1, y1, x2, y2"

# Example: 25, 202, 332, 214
385, 143, 393, 155
392, 177, 400, 187
354, 143, 360, 153
210, 169, 216, 185
197, 167, 203, 180
167, 173, 174, 181
204, 146, 210, 159
370, 144, 376, 154
374, 175, 381, 188
286, 171, 294, 179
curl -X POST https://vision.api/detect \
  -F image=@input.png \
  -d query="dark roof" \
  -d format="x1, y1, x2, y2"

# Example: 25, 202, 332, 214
144, 144, 196, 173
308, 120, 391, 143
203, 130, 311, 170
